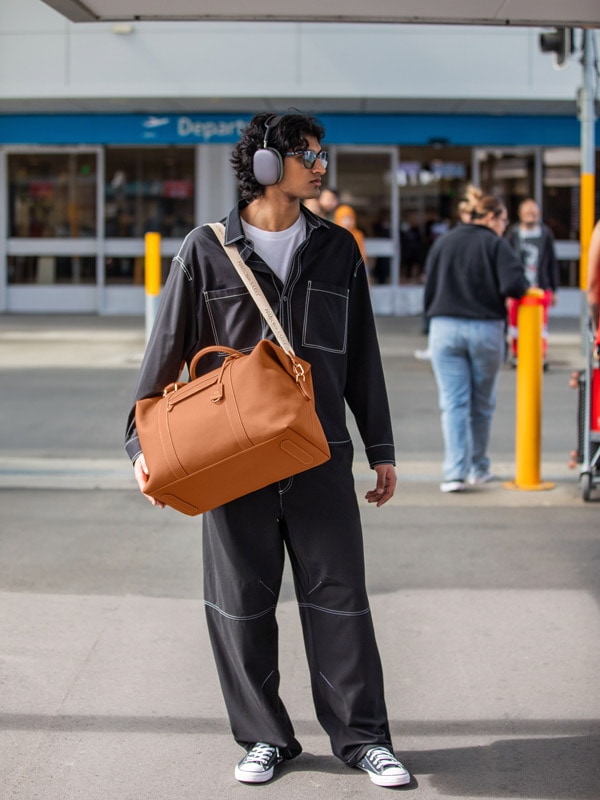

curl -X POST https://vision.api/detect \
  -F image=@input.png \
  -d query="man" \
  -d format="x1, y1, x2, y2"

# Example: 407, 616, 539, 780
125, 112, 409, 788
588, 219, 600, 332
506, 198, 559, 366
318, 186, 340, 220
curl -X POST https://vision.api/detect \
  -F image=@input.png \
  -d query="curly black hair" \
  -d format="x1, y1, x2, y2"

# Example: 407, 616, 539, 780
231, 111, 326, 201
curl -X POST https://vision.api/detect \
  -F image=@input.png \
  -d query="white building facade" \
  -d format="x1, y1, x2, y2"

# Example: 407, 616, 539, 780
0, 0, 598, 315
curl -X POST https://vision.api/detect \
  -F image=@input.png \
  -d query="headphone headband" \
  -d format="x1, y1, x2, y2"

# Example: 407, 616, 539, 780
263, 114, 282, 147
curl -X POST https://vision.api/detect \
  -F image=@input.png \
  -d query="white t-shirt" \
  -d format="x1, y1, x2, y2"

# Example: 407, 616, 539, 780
241, 214, 307, 284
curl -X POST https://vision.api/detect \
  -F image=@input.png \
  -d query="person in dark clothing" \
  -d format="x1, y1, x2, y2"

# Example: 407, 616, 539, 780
588, 219, 600, 333
125, 112, 410, 788
424, 185, 528, 493
505, 198, 560, 365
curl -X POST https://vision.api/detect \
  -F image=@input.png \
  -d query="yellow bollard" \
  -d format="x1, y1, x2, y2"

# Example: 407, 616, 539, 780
144, 232, 161, 342
505, 288, 554, 491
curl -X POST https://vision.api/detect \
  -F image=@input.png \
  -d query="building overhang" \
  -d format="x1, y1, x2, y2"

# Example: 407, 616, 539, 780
38, 0, 600, 28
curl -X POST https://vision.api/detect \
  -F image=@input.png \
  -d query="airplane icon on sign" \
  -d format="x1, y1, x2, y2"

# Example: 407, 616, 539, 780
143, 116, 170, 129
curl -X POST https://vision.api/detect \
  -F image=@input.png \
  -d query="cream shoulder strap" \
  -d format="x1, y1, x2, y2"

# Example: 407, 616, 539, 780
206, 222, 295, 357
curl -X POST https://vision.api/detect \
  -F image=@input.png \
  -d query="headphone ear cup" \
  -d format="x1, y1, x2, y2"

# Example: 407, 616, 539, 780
253, 147, 284, 186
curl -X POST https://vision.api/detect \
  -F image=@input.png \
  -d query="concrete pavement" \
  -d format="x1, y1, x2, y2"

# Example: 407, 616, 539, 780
0, 313, 599, 800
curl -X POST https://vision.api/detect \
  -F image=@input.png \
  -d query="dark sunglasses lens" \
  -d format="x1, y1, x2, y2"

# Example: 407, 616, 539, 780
303, 151, 328, 168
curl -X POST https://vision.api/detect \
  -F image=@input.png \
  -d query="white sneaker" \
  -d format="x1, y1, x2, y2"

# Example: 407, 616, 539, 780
440, 480, 466, 493
234, 743, 282, 783
357, 746, 411, 787
414, 348, 432, 361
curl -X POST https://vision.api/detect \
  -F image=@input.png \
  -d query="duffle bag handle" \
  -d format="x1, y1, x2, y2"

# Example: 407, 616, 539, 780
189, 345, 241, 380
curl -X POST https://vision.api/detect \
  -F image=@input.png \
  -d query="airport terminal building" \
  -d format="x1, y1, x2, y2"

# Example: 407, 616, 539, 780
0, 0, 598, 315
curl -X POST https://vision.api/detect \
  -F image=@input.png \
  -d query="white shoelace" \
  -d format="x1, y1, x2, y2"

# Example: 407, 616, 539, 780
366, 747, 402, 771
243, 743, 277, 768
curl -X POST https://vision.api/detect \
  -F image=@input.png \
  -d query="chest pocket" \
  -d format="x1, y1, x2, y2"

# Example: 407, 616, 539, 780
302, 280, 349, 354
204, 286, 264, 352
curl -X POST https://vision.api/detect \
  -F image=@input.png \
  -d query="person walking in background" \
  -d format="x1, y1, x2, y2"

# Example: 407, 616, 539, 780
505, 198, 559, 367
457, 198, 472, 224
424, 185, 528, 493
125, 111, 409, 788
303, 186, 339, 220
334, 203, 368, 264
318, 187, 340, 220
587, 219, 600, 332
415, 197, 473, 361
567, 218, 600, 469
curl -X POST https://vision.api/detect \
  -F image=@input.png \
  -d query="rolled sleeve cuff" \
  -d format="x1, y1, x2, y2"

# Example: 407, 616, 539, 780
125, 433, 142, 465
366, 443, 396, 468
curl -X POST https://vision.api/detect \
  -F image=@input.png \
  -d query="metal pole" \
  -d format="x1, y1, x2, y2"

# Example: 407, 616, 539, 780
579, 29, 597, 323
144, 232, 161, 343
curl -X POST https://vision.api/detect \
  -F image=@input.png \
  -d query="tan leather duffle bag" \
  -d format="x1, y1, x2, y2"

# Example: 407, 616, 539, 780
135, 338, 330, 516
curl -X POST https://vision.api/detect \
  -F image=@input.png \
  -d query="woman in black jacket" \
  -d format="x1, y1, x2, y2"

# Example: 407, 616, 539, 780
424, 186, 529, 493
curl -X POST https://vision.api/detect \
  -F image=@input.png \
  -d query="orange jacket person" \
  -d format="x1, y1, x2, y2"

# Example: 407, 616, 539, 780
334, 204, 367, 263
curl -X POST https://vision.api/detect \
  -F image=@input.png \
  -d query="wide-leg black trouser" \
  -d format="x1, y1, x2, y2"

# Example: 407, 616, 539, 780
202, 444, 392, 766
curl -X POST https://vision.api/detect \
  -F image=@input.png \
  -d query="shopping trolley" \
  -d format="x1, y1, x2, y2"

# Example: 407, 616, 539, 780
573, 318, 600, 501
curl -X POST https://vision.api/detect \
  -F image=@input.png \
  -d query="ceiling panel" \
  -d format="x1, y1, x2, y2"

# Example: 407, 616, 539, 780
40, 0, 600, 27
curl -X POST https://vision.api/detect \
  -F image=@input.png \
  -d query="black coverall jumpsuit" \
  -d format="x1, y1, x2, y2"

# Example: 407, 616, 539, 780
125, 204, 397, 766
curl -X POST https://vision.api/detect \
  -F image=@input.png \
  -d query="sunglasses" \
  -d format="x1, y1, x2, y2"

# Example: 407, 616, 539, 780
284, 150, 329, 169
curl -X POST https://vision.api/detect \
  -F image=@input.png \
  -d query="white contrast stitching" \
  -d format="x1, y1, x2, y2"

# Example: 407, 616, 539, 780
261, 670, 275, 689
319, 672, 336, 692
259, 580, 277, 597
172, 255, 192, 281
203, 600, 275, 621
298, 603, 370, 617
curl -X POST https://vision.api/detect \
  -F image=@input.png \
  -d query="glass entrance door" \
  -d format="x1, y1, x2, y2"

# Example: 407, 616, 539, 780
331, 145, 472, 292
332, 147, 399, 285
397, 145, 472, 285
474, 148, 536, 221
474, 146, 586, 290
4, 147, 101, 312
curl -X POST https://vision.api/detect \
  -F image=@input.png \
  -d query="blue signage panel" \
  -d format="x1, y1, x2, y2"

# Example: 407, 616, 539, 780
322, 114, 584, 148
0, 114, 250, 145
0, 112, 590, 147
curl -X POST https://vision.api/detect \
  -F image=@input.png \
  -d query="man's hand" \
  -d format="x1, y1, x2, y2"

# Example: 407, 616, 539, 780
133, 453, 165, 509
365, 463, 397, 507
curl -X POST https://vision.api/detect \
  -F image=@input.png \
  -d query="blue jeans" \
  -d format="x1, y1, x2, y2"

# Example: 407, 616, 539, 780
429, 317, 505, 482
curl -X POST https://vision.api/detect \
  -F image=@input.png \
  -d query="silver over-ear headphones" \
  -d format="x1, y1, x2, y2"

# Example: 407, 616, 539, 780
252, 115, 284, 186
